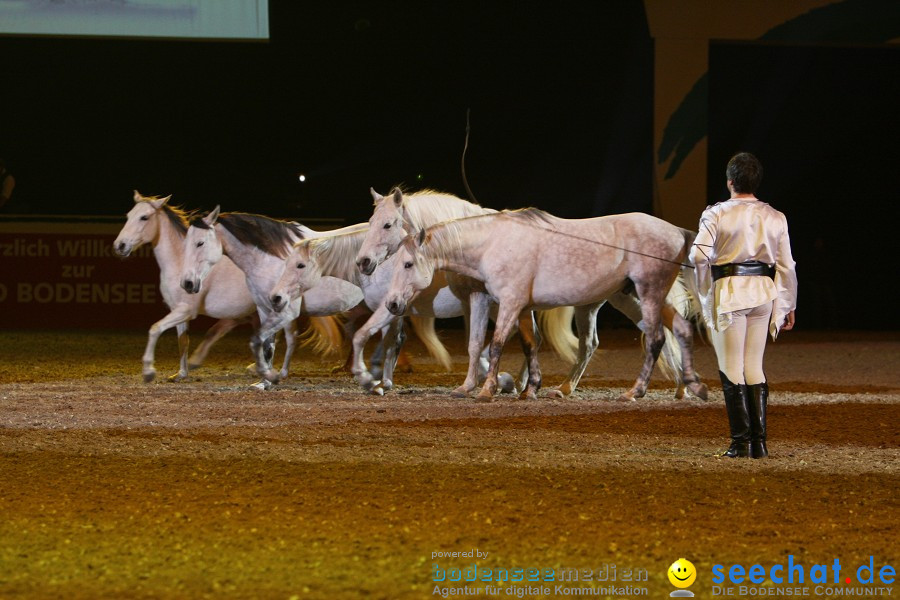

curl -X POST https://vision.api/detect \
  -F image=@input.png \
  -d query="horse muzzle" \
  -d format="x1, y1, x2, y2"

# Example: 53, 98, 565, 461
270, 293, 287, 313
113, 241, 132, 258
357, 255, 380, 276
181, 278, 201, 294
386, 298, 406, 316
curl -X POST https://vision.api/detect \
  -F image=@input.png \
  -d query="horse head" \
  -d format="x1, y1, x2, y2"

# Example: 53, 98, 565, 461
385, 228, 434, 316
181, 206, 223, 294
113, 190, 171, 257
356, 187, 412, 276
270, 239, 325, 312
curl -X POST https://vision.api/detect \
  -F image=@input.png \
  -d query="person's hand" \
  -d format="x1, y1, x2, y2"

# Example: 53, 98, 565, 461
782, 310, 796, 331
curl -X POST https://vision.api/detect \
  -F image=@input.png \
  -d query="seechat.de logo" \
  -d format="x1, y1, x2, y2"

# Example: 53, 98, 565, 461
711, 555, 895, 596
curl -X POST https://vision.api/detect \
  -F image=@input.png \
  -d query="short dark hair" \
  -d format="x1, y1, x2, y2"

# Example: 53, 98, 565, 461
726, 152, 763, 194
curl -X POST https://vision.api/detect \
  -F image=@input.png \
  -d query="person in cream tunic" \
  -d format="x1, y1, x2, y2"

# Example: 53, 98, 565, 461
690, 152, 798, 459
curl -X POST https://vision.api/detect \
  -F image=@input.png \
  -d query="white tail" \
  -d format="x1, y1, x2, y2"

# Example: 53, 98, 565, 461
537, 306, 578, 365
299, 315, 346, 356
408, 315, 452, 371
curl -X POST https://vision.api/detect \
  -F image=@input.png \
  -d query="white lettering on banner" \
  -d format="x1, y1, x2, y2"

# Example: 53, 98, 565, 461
16, 283, 156, 304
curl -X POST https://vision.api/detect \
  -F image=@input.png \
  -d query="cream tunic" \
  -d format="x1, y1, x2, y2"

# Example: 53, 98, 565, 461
689, 197, 798, 338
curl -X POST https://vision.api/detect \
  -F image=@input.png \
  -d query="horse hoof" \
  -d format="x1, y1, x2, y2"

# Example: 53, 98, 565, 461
250, 380, 273, 391
688, 381, 709, 401
143, 371, 156, 383
362, 378, 381, 392
498, 372, 516, 394
381, 380, 393, 392
616, 393, 636, 402
518, 390, 538, 401
187, 362, 202, 371
548, 388, 565, 399
475, 392, 495, 403
167, 372, 187, 382
450, 386, 470, 398
369, 385, 385, 396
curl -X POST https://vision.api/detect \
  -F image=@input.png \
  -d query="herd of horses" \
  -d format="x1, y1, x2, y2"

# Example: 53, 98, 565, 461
113, 188, 709, 402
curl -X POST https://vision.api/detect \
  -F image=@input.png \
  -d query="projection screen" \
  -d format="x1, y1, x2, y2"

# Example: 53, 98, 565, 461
0, 0, 269, 40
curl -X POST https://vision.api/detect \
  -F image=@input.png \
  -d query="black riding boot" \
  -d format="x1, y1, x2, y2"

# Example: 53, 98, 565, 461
720, 371, 751, 458
747, 382, 769, 458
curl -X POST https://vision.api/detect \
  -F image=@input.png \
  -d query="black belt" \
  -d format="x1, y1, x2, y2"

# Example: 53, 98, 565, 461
711, 261, 775, 281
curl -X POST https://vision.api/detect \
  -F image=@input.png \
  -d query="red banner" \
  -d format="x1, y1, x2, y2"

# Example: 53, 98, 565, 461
1, 219, 168, 329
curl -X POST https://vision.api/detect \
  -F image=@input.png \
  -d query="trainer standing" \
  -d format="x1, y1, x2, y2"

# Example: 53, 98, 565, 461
690, 152, 798, 459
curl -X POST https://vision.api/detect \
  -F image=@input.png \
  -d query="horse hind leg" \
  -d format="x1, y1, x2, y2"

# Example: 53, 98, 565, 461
168, 321, 191, 382
188, 318, 243, 371
516, 311, 542, 401
550, 303, 602, 398
666, 306, 708, 400
620, 286, 667, 402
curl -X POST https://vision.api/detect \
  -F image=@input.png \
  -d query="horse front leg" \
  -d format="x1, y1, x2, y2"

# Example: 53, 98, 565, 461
516, 311, 542, 401
276, 318, 298, 383
250, 311, 284, 387
350, 304, 397, 395
331, 302, 371, 375
550, 303, 602, 398
452, 292, 490, 398
475, 304, 522, 402
376, 317, 406, 393
142, 305, 193, 382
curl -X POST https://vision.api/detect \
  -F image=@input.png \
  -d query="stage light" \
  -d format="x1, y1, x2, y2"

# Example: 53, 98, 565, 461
298, 174, 306, 183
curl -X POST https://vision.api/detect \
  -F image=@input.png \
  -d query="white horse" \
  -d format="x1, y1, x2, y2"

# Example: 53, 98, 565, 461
385, 209, 709, 402
356, 188, 696, 397
270, 223, 557, 396
180, 207, 372, 385
113, 191, 260, 382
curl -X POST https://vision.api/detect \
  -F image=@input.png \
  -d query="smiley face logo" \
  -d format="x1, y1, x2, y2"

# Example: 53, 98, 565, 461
668, 558, 697, 588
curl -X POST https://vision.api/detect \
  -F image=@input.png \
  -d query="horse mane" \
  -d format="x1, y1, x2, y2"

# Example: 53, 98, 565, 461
398, 189, 496, 231
306, 228, 370, 284
134, 195, 193, 236
160, 204, 194, 236
420, 207, 551, 263
214, 213, 307, 259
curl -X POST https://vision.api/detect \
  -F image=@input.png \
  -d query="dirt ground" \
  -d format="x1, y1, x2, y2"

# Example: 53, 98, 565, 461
0, 325, 897, 600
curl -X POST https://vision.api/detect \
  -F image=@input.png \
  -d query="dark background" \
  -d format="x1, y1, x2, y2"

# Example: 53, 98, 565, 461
2, 1, 898, 328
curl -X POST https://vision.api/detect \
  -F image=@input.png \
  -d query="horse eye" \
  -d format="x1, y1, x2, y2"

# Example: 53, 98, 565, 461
296, 263, 306, 269
383, 223, 391, 229
196, 241, 204, 247
140, 215, 149, 221
404, 261, 413, 269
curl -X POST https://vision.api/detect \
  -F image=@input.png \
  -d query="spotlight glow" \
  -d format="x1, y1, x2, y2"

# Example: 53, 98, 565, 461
298, 174, 306, 182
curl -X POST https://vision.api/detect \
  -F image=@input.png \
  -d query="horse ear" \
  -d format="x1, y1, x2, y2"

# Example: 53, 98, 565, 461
370, 187, 384, 204
415, 228, 427, 248
391, 188, 403, 208
133, 190, 143, 203
148, 195, 171, 210
204, 205, 221, 225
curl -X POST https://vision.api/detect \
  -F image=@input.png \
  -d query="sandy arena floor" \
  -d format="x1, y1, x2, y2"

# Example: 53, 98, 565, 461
0, 325, 897, 599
